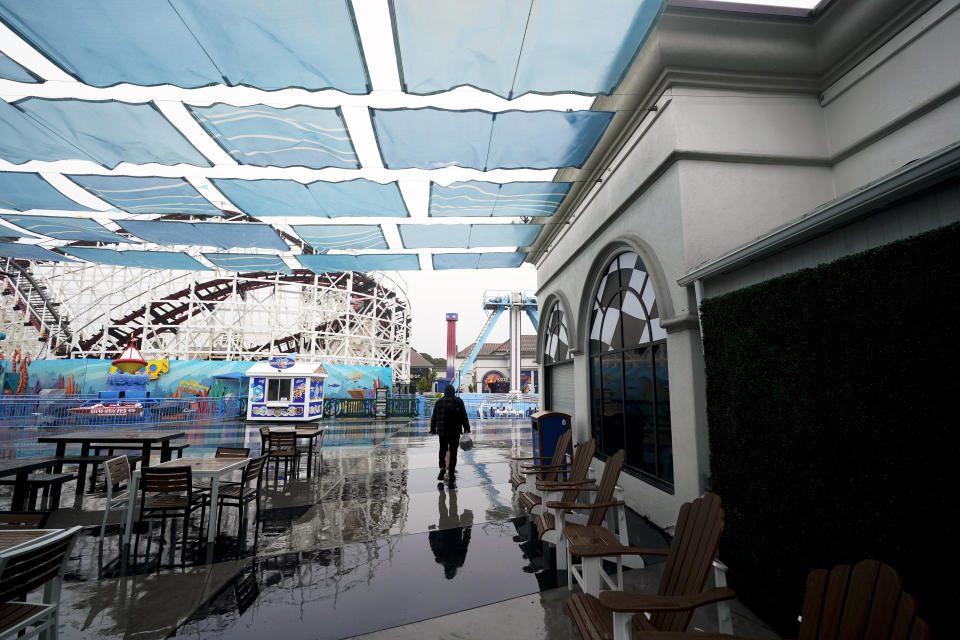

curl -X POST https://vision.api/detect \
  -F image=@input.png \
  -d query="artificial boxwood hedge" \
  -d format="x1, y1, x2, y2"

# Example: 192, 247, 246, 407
701, 222, 959, 634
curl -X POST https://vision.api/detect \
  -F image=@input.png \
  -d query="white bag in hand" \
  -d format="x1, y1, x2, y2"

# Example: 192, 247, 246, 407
459, 432, 473, 450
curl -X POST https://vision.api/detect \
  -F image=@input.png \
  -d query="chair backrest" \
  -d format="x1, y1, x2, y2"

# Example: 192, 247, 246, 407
0, 512, 50, 529
243, 456, 267, 486
259, 426, 271, 441
543, 429, 572, 482
649, 492, 725, 632
270, 432, 296, 450
140, 466, 192, 496
560, 438, 597, 503
584, 448, 624, 527
216, 447, 250, 459
0, 526, 81, 602
798, 559, 929, 640
105, 455, 131, 488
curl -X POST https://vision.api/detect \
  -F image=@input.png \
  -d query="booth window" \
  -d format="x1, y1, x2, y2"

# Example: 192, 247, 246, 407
542, 300, 572, 412
588, 251, 673, 490
267, 378, 291, 402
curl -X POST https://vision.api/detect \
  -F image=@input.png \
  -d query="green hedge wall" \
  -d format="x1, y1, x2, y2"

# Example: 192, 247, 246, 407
701, 222, 959, 634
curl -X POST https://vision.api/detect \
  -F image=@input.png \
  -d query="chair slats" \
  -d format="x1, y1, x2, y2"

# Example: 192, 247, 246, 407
889, 594, 921, 640
650, 493, 724, 632
858, 560, 905, 639
814, 564, 854, 640
585, 449, 623, 527
798, 569, 830, 640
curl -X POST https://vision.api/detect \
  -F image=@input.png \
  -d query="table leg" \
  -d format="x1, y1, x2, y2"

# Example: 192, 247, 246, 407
160, 441, 171, 463
11, 471, 29, 510
123, 472, 139, 547
207, 476, 220, 545
53, 443, 66, 473
307, 438, 315, 477
75, 442, 90, 497
141, 442, 151, 468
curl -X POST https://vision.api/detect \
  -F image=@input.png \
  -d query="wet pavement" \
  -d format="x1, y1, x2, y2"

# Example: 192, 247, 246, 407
1, 418, 779, 639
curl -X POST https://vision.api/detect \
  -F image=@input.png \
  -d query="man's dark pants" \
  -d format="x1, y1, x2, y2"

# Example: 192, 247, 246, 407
438, 434, 460, 472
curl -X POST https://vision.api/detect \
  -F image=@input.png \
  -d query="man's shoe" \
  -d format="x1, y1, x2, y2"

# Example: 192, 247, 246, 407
437, 469, 445, 480
448, 469, 456, 478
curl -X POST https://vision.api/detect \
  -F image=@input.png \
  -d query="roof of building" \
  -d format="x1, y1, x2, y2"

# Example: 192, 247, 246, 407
457, 334, 537, 359
410, 350, 433, 368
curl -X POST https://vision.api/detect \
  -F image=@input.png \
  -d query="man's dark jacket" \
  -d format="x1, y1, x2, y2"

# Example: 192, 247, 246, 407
430, 388, 470, 436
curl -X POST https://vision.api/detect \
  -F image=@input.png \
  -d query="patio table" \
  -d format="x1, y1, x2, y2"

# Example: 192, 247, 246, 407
268, 425, 326, 476
0, 457, 61, 510
122, 456, 248, 548
37, 430, 186, 496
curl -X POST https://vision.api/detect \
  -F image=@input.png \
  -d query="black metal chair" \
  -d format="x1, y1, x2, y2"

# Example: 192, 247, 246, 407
134, 466, 206, 565
267, 432, 299, 481
215, 456, 267, 542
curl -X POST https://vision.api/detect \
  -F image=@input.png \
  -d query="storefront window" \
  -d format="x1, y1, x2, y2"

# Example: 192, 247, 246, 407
267, 378, 291, 402
588, 251, 672, 489
542, 301, 572, 411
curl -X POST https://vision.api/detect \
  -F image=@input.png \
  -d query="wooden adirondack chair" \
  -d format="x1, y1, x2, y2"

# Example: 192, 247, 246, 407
534, 445, 616, 570
564, 493, 734, 640
523, 437, 597, 516
510, 428, 573, 493
628, 559, 929, 640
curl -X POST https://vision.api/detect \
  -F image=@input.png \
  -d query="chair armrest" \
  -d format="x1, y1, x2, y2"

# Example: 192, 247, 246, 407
569, 544, 670, 558
511, 455, 555, 461
546, 500, 624, 511
535, 479, 595, 490
599, 587, 736, 613
634, 633, 769, 640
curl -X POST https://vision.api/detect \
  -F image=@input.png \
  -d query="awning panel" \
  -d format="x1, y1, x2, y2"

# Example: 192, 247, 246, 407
0, 214, 133, 243
189, 104, 358, 169
292, 225, 388, 251
68, 175, 223, 216
13, 99, 211, 168
432, 252, 527, 270
0, 242, 77, 262
0, 1, 369, 93
390, 0, 667, 98
0, 172, 90, 211
371, 108, 612, 170
202, 253, 292, 274
0, 52, 38, 83
60, 247, 210, 270
398, 223, 542, 248
119, 220, 288, 250
296, 253, 420, 272
429, 181, 570, 217
212, 178, 408, 218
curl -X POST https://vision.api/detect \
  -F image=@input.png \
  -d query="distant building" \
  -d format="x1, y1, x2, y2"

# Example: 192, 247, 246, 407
409, 350, 433, 392
455, 335, 538, 393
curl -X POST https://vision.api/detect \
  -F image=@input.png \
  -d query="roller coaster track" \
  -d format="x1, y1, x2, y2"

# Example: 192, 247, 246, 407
1, 261, 76, 357
78, 269, 397, 357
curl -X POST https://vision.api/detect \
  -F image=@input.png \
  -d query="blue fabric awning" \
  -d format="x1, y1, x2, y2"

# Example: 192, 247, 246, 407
10, 99, 210, 168
0, 214, 133, 243
119, 220, 289, 251
212, 178, 408, 218
0, 1, 369, 93
371, 108, 613, 170
390, 0, 667, 98
0, 52, 38, 83
1, 99, 99, 165
188, 104, 358, 169
296, 254, 420, 273
429, 181, 571, 217
398, 223, 542, 248
202, 253, 292, 274
432, 252, 527, 270
0, 172, 90, 211
68, 175, 223, 216
292, 225, 388, 251
60, 247, 210, 270
0, 242, 78, 262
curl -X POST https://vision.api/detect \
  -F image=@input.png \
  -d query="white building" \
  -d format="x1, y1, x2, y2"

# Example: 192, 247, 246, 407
532, 0, 960, 524
455, 335, 539, 393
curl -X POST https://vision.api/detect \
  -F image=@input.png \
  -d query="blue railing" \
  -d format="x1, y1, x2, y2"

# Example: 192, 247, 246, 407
420, 393, 540, 419
0, 395, 246, 428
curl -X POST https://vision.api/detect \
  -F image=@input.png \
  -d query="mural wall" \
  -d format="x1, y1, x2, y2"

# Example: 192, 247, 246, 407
0, 358, 391, 399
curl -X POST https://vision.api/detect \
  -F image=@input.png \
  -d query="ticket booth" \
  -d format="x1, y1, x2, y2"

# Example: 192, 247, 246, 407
529, 410, 571, 463
246, 357, 326, 422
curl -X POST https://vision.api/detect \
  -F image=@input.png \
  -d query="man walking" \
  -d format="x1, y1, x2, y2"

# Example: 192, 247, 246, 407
429, 384, 471, 480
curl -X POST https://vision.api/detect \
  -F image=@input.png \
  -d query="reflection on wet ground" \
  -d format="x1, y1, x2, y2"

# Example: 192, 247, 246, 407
0, 418, 779, 639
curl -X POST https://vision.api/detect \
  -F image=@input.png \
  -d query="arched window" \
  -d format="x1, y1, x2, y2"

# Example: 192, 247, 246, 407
589, 251, 672, 489
542, 300, 574, 415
